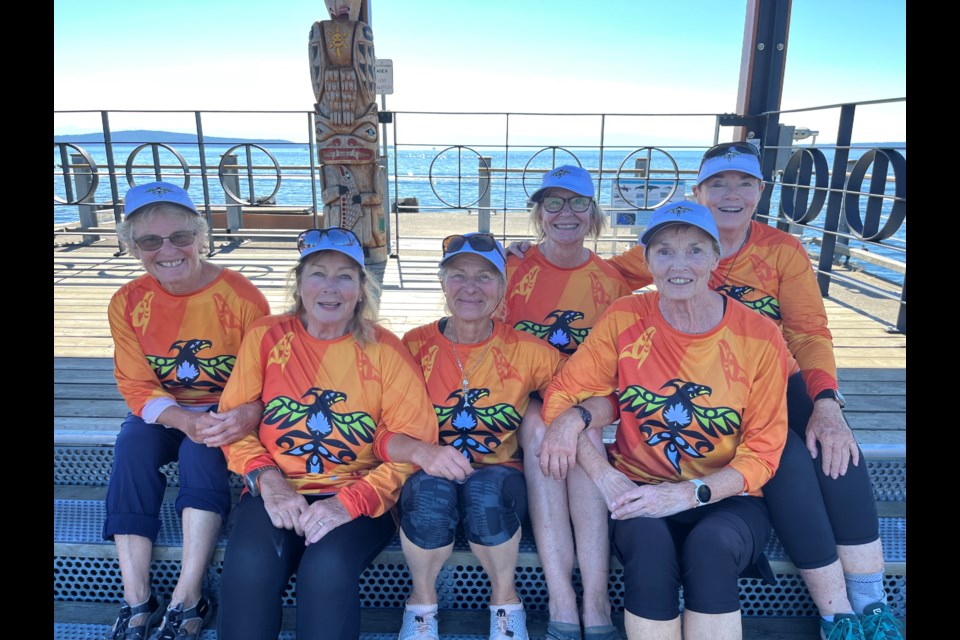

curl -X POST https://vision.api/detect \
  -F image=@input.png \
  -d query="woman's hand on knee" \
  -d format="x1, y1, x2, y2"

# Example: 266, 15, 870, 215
417, 444, 474, 482
260, 471, 308, 534
300, 497, 352, 545
806, 400, 860, 479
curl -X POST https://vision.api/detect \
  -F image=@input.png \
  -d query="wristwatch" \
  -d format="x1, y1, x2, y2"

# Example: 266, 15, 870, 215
573, 404, 592, 430
689, 478, 711, 507
243, 465, 280, 497
814, 389, 846, 409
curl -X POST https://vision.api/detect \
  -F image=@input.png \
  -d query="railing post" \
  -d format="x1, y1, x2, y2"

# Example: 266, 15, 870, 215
817, 104, 856, 296
221, 153, 243, 231
71, 153, 101, 243
478, 156, 492, 234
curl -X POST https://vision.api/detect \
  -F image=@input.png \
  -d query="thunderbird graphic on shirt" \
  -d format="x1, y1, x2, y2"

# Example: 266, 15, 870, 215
263, 388, 376, 473
619, 378, 742, 474
434, 388, 521, 461
146, 338, 234, 392
514, 309, 589, 355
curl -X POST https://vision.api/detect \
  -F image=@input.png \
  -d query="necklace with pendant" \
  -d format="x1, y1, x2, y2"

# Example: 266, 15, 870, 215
719, 225, 751, 286
448, 320, 494, 396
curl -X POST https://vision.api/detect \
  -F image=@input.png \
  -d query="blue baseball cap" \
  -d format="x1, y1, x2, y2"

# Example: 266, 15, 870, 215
438, 232, 506, 276
530, 165, 595, 201
640, 201, 721, 248
697, 143, 763, 184
297, 228, 365, 268
123, 181, 198, 219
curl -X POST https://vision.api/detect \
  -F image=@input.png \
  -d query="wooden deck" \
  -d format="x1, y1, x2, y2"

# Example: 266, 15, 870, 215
54, 236, 906, 451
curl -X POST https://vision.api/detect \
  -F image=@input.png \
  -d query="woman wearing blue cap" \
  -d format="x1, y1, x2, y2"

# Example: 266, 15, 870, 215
543, 201, 788, 640
393, 232, 565, 640
216, 227, 438, 640
604, 144, 903, 640
105, 181, 270, 640
507, 166, 633, 640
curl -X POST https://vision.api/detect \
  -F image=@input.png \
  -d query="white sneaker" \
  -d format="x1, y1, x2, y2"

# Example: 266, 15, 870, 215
489, 605, 528, 640
398, 605, 440, 640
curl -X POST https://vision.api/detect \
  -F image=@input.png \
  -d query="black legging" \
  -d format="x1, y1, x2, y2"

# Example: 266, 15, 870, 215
760, 372, 880, 570
612, 495, 772, 619
217, 493, 396, 640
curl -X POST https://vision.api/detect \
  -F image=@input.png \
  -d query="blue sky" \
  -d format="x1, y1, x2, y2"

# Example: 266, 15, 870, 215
54, 0, 905, 144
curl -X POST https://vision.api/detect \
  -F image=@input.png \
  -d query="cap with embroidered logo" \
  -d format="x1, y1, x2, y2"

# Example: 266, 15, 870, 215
123, 181, 199, 219
640, 201, 721, 247
530, 165, 595, 201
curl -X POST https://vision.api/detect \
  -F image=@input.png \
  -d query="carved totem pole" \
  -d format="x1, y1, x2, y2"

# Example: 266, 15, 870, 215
309, 0, 386, 263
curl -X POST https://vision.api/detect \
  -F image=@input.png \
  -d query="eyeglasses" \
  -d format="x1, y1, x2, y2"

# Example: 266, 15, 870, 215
133, 230, 197, 251
539, 195, 593, 213
702, 142, 761, 161
297, 227, 360, 254
442, 233, 505, 259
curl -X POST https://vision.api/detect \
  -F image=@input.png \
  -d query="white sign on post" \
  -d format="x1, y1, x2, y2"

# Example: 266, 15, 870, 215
375, 59, 394, 95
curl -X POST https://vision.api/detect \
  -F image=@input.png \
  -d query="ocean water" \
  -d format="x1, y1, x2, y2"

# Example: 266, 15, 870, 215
53, 142, 905, 284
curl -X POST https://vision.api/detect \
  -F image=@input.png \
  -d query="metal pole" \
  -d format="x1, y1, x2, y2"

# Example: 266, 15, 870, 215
222, 153, 243, 233
381, 93, 392, 255
72, 153, 100, 243
478, 156, 492, 234
817, 104, 856, 296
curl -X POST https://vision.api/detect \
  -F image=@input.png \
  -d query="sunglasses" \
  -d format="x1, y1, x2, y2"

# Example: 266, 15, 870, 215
133, 230, 197, 251
702, 142, 761, 161
539, 195, 593, 214
297, 227, 360, 254
442, 233, 505, 259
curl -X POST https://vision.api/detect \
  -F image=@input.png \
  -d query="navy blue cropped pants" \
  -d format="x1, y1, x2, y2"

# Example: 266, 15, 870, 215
103, 412, 231, 542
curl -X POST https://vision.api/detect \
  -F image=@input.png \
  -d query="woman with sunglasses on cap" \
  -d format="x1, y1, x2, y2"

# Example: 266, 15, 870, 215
105, 181, 271, 640
216, 227, 437, 640
544, 201, 789, 640
508, 165, 633, 640
394, 233, 564, 640
603, 143, 903, 639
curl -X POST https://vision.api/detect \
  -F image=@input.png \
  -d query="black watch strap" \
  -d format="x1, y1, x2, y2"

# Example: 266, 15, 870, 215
573, 404, 592, 430
244, 466, 279, 497
814, 389, 846, 409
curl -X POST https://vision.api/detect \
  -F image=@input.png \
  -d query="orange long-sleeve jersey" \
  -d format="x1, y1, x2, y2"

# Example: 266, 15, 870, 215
108, 268, 270, 418
505, 245, 634, 356
219, 314, 438, 519
607, 220, 837, 399
402, 319, 564, 471
543, 292, 788, 495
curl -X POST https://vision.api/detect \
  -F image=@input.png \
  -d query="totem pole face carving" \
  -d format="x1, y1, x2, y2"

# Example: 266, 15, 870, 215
326, 0, 361, 20
316, 107, 379, 164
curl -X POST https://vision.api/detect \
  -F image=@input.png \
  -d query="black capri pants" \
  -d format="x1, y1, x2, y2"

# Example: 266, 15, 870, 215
760, 372, 880, 570
217, 492, 396, 640
612, 494, 772, 620
400, 465, 527, 549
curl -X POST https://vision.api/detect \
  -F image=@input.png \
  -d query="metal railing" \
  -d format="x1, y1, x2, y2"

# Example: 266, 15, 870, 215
54, 99, 905, 332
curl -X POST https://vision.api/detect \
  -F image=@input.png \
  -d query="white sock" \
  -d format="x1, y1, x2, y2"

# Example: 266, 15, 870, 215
406, 602, 438, 616
490, 602, 523, 613
845, 571, 886, 613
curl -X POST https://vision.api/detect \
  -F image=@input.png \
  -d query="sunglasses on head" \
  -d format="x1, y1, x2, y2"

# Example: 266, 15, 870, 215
539, 195, 593, 214
702, 142, 761, 162
133, 230, 197, 251
442, 233, 505, 259
297, 227, 360, 253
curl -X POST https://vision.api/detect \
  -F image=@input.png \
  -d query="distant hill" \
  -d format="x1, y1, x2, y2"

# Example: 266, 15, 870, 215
53, 129, 294, 144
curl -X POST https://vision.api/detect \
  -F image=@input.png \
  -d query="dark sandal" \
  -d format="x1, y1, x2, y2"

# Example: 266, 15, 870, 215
109, 592, 164, 640
149, 597, 212, 640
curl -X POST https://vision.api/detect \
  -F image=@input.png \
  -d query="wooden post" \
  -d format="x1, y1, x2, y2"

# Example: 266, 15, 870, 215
71, 153, 100, 243
221, 153, 243, 232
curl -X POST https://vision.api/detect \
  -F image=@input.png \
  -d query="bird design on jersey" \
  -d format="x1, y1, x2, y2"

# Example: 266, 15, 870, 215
716, 284, 781, 320
434, 388, 521, 461
513, 310, 588, 355
264, 388, 376, 473
619, 378, 742, 474
146, 339, 234, 392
